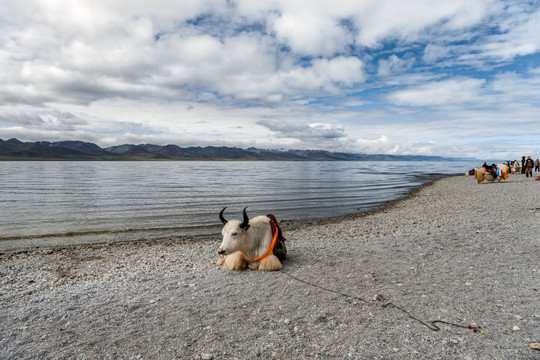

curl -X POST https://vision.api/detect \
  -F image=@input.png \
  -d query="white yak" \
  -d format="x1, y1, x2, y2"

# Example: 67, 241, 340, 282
217, 207, 282, 271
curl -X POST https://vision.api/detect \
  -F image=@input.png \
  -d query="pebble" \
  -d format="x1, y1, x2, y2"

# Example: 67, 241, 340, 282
512, 326, 520, 331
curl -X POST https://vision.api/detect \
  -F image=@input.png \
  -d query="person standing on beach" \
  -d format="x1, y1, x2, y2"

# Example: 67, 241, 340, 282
535, 159, 540, 172
521, 156, 526, 174
524, 156, 534, 177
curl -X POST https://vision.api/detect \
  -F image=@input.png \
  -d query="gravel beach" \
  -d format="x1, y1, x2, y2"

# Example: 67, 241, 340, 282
1, 174, 539, 359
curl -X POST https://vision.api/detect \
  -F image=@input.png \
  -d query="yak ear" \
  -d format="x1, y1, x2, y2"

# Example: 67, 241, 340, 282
239, 207, 250, 230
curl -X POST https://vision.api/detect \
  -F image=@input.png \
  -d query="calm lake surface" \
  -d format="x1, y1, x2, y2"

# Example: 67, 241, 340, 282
0, 160, 478, 250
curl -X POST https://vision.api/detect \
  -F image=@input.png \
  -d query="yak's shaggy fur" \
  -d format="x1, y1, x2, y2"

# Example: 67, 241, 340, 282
256, 254, 282, 272
473, 167, 501, 184
217, 210, 284, 272
217, 251, 247, 271
217, 250, 282, 272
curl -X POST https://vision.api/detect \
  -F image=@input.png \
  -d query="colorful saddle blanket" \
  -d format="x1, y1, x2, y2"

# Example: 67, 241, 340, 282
496, 166, 509, 180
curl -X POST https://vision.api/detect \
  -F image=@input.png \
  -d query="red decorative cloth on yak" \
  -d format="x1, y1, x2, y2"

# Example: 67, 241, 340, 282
267, 214, 287, 260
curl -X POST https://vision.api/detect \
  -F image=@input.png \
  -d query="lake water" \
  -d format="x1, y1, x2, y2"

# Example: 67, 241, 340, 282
0, 160, 478, 251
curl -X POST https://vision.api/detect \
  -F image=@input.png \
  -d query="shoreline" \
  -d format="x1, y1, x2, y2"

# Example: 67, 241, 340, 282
0, 174, 447, 255
1, 174, 539, 359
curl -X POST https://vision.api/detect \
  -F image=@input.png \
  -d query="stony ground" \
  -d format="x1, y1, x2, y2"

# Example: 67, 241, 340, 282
1, 174, 539, 359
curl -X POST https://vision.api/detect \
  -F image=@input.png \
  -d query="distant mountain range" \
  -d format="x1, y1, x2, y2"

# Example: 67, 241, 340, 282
0, 138, 462, 161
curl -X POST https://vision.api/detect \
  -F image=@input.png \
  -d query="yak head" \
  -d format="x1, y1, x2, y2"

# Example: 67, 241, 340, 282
218, 207, 250, 255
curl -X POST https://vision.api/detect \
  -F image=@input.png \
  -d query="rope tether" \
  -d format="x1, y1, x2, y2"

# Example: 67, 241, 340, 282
281, 271, 482, 333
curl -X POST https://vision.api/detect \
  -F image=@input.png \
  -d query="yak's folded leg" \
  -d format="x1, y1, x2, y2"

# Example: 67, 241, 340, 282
258, 254, 282, 272
223, 251, 247, 271
216, 255, 225, 266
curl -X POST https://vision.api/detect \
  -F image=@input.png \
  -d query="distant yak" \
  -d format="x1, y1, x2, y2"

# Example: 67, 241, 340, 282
467, 164, 509, 184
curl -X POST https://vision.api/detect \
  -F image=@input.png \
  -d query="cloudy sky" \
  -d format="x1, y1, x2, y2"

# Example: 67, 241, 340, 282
1, 0, 539, 159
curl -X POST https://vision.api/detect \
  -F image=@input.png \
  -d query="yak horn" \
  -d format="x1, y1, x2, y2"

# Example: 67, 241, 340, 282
219, 207, 228, 224
240, 207, 250, 229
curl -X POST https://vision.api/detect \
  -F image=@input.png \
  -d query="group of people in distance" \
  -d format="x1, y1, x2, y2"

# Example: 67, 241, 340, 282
498, 156, 539, 178
519, 156, 539, 178
481, 156, 539, 179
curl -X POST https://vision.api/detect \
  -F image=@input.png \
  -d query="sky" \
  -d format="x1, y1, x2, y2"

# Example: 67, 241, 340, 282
1, 0, 539, 159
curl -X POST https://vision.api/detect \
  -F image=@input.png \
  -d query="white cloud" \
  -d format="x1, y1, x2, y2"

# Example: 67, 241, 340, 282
351, 0, 495, 46
377, 55, 415, 77
321, 57, 364, 84
386, 78, 486, 106
478, 7, 540, 61
257, 118, 345, 143
271, 11, 353, 56
423, 44, 450, 64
